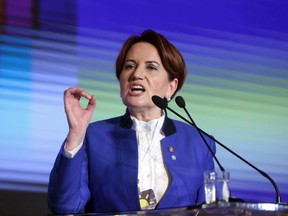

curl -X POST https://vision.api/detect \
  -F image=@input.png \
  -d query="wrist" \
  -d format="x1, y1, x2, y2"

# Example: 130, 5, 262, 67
66, 131, 85, 151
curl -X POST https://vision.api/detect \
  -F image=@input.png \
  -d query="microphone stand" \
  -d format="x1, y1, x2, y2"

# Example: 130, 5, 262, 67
171, 108, 225, 173
171, 97, 282, 204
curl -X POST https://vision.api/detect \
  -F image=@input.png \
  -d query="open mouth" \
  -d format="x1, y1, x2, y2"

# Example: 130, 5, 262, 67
131, 85, 145, 94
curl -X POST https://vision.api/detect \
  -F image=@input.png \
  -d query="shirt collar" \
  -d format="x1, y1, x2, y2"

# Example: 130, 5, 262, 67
130, 112, 165, 133
120, 108, 176, 136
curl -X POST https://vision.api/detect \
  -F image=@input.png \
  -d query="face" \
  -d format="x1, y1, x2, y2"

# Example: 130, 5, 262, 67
119, 42, 178, 118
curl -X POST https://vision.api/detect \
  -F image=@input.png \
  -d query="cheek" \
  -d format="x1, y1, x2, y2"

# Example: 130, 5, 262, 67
154, 78, 169, 91
119, 78, 127, 95
119, 83, 124, 96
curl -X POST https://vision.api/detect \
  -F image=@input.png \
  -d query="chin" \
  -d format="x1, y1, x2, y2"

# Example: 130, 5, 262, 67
124, 97, 146, 106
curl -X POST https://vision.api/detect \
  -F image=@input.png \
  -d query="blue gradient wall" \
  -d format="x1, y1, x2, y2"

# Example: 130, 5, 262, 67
0, 0, 287, 204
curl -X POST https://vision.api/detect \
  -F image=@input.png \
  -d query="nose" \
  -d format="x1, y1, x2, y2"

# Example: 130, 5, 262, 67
130, 65, 144, 80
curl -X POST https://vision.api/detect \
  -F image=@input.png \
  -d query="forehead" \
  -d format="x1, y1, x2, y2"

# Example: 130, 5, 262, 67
126, 42, 160, 60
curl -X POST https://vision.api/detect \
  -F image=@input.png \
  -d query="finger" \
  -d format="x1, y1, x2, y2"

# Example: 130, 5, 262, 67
64, 87, 82, 94
65, 87, 92, 100
86, 95, 96, 111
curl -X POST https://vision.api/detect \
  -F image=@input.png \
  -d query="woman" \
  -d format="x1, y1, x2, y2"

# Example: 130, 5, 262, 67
48, 30, 215, 214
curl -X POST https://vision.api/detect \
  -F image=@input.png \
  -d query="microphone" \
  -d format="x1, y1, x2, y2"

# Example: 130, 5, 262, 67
152, 95, 168, 110
174, 95, 282, 204
152, 95, 226, 173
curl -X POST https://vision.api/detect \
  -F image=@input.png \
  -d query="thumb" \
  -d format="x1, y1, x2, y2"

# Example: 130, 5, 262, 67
86, 95, 96, 111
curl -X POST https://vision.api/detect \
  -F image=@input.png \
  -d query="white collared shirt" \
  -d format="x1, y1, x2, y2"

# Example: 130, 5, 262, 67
131, 114, 168, 206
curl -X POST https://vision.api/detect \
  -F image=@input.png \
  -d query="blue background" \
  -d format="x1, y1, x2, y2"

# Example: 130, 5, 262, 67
0, 0, 287, 211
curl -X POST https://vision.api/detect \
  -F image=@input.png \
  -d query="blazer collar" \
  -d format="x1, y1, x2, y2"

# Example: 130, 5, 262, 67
119, 109, 176, 137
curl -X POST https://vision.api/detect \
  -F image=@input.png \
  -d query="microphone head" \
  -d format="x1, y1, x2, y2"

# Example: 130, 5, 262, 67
175, 96, 186, 108
152, 95, 167, 109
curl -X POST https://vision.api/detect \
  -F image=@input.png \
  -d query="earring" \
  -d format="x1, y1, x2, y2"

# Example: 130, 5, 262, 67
166, 97, 171, 102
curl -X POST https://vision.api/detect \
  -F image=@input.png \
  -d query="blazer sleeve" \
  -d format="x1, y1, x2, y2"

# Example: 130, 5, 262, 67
48, 141, 90, 214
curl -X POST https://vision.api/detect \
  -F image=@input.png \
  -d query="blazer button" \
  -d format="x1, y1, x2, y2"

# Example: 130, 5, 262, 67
171, 155, 176, 160
168, 146, 175, 153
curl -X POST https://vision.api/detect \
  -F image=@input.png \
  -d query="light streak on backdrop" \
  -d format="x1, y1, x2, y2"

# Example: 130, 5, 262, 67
0, 0, 287, 203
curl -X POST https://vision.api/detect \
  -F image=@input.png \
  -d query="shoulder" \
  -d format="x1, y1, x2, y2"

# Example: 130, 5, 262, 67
171, 118, 214, 141
171, 118, 198, 134
172, 119, 193, 129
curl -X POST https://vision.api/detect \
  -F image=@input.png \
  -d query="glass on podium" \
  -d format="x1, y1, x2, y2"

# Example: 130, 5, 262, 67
204, 170, 230, 204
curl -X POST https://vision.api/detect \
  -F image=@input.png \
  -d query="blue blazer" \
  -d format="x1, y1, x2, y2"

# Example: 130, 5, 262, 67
48, 110, 215, 214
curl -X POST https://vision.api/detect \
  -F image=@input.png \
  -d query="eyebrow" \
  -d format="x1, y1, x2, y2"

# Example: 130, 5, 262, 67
125, 59, 160, 65
124, 59, 136, 63
146, 61, 160, 66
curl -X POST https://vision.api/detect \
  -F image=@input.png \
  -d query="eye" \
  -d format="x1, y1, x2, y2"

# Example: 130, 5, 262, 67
146, 64, 158, 71
123, 62, 136, 70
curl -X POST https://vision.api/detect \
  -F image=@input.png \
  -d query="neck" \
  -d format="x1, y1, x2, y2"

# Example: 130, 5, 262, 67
129, 107, 163, 121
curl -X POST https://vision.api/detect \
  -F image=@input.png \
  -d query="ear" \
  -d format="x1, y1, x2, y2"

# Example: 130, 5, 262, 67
166, 78, 178, 99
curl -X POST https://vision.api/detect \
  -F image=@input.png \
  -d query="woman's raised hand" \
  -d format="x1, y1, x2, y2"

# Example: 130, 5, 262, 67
63, 87, 96, 150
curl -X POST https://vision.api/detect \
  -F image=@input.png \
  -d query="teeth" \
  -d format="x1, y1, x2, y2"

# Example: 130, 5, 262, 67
133, 85, 143, 89
132, 85, 144, 91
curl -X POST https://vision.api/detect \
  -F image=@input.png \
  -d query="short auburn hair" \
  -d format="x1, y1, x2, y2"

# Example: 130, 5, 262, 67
115, 30, 187, 98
